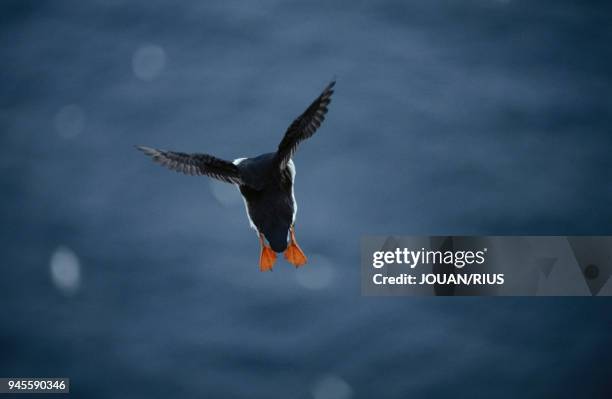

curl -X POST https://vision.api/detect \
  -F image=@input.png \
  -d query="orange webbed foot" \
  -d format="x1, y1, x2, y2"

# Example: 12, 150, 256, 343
284, 226, 307, 267
259, 234, 277, 272
260, 246, 277, 272
284, 242, 307, 267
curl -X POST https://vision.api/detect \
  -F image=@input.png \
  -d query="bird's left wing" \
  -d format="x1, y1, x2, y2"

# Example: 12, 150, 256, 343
137, 146, 243, 185
275, 80, 335, 170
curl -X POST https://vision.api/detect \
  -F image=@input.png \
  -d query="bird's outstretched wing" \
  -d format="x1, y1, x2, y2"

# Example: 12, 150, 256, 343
275, 80, 335, 169
137, 146, 243, 185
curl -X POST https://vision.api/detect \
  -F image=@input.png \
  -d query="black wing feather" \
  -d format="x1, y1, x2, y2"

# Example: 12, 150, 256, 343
137, 146, 242, 185
275, 81, 335, 169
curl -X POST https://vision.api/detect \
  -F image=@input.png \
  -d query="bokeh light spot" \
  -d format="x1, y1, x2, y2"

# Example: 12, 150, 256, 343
132, 44, 166, 81
295, 254, 334, 290
54, 104, 85, 139
50, 246, 81, 296
311, 375, 353, 399
209, 180, 243, 207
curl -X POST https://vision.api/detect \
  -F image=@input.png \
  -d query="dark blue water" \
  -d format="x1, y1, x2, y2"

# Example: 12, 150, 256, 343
2, 1, 612, 398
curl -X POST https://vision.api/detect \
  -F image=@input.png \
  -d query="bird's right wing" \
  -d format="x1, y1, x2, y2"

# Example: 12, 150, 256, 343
137, 146, 243, 185
275, 81, 335, 170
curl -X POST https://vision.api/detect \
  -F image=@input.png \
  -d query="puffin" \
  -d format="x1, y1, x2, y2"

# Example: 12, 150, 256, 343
137, 81, 335, 271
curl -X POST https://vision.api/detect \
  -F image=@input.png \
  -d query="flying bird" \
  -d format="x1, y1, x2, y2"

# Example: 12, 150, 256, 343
137, 81, 335, 271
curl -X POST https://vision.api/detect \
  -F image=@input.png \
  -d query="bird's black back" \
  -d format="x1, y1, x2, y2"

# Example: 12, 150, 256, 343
237, 153, 294, 252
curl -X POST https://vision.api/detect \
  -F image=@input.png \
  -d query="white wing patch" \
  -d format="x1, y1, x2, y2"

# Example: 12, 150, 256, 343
287, 158, 297, 223
232, 157, 257, 231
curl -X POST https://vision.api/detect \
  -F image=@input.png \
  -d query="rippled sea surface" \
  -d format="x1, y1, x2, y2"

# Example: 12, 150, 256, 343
2, 1, 612, 398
